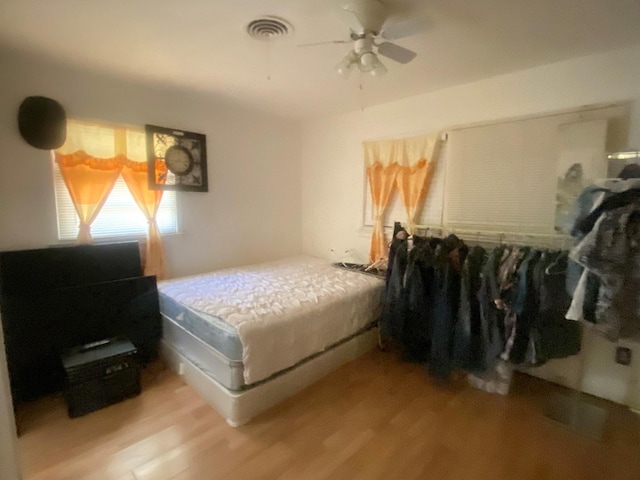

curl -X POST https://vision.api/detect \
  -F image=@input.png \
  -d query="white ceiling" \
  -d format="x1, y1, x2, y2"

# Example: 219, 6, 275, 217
1, 0, 640, 119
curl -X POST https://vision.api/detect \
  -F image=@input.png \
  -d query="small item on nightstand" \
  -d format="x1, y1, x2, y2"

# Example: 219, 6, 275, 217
332, 262, 385, 279
61, 337, 141, 418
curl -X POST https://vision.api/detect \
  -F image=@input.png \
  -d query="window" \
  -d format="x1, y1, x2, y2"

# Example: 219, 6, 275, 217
363, 103, 629, 235
53, 161, 178, 241
52, 120, 178, 241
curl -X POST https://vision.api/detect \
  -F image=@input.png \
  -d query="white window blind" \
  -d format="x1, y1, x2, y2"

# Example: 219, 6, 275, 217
443, 117, 608, 234
53, 162, 178, 241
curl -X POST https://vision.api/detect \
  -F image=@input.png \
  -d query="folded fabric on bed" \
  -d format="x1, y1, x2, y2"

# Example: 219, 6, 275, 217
158, 255, 384, 385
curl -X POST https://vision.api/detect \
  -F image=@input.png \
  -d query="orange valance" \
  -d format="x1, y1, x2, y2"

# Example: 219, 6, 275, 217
56, 151, 168, 175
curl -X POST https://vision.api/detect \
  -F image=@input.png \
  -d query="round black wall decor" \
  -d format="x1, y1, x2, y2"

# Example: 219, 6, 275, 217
18, 96, 67, 150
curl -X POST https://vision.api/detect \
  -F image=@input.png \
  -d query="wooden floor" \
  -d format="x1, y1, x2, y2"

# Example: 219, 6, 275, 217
17, 350, 640, 480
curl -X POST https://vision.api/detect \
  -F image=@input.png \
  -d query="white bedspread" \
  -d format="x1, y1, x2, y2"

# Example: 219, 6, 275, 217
159, 256, 384, 385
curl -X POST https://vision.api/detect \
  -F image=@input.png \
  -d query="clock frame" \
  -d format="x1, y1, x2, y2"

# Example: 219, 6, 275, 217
145, 124, 208, 192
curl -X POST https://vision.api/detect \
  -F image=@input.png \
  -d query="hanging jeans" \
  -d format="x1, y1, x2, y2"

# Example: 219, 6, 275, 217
453, 246, 487, 372
476, 247, 506, 373
380, 240, 408, 342
401, 242, 436, 362
537, 251, 582, 362
429, 236, 466, 379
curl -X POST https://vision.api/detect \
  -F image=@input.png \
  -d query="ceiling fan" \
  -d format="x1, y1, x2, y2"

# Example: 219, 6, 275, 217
300, 0, 425, 78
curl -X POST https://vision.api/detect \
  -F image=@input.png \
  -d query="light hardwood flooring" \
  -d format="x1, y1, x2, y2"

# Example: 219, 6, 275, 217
17, 350, 640, 480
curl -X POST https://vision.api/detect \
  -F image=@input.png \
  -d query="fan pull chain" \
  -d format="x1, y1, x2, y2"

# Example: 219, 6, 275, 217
359, 72, 365, 112
266, 37, 272, 81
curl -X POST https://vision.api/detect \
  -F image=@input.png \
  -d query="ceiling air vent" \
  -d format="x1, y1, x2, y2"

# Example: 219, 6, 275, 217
246, 16, 293, 40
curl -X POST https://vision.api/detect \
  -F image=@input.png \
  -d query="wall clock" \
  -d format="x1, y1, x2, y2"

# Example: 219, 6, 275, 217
145, 124, 208, 192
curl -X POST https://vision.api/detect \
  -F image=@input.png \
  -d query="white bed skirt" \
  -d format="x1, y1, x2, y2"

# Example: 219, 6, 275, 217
160, 327, 378, 427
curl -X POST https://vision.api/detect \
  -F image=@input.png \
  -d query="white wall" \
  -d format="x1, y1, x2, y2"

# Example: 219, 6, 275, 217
0, 316, 20, 480
0, 46, 302, 478
300, 44, 640, 409
0, 46, 303, 278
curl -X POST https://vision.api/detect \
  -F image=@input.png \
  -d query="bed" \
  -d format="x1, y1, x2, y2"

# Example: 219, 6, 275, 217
158, 255, 384, 426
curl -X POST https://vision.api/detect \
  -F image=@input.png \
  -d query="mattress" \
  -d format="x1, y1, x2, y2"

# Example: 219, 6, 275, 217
158, 255, 384, 386
161, 315, 245, 390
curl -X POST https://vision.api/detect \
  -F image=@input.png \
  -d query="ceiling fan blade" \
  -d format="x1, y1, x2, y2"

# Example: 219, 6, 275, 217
381, 17, 427, 40
339, 0, 387, 33
298, 39, 352, 48
377, 42, 417, 64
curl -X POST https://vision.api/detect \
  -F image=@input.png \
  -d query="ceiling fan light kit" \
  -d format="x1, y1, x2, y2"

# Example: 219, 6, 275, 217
336, 37, 389, 78
369, 59, 388, 77
336, 51, 358, 78
358, 51, 384, 74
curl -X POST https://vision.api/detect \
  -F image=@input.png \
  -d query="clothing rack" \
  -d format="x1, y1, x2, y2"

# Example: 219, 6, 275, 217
400, 223, 572, 250
395, 221, 607, 438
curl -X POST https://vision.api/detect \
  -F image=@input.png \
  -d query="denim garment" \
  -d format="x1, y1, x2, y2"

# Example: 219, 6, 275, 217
571, 201, 640, 340
596, 275, 640, 340
380, 239, 408, 342
401, 241, 436, 362
583, 203, 640, 276
574, 189, 640, 237
508, 250, 541, 364
428, 236, 466, 379
497, 247, 524, 295
566, 184, 608, 295
568, 185, 607, 237
453, 246, 487, 372
527, 251, 549, 363
475, 247, 507, 373
583, 272, 600, 323
536, 251, 582, 362
493, 246, 526, 362
565, 267, 588, 321
593, 256, 640, 341
565, 257, 583, 298
385, 222, 407, 291
566, 182, 640, 293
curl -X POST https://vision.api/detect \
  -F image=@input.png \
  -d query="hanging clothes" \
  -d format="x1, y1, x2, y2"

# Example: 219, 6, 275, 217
453, 245, 487, 373
380, 233, 408, 343
428, 235, 466, 379
380, 229, 584, 383
534, 251, 583, 363
508, 249, 541, 364
570, 191, 640, 340
475, 246, 508, 374
385, 222, 406, 291
401, 237, 437, 362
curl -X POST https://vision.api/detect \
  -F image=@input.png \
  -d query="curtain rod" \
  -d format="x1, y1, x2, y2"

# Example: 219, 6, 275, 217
67, 117, 144, 133
395, 223, 572, 248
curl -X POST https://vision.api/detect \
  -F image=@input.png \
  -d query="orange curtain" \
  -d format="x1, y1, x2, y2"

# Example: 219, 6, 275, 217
364, 133, 441, 262
121, 159, 168, 280
366, 163, 399, 263
56, 121, 170, 277
55, 151, 123, 243
396, 159, 438, 234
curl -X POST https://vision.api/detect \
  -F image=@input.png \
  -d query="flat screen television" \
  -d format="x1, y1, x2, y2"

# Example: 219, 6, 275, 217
0, 242, 162, 404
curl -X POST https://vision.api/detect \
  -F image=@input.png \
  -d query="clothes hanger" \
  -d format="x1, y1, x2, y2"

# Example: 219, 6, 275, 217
545, 249, 568, 275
